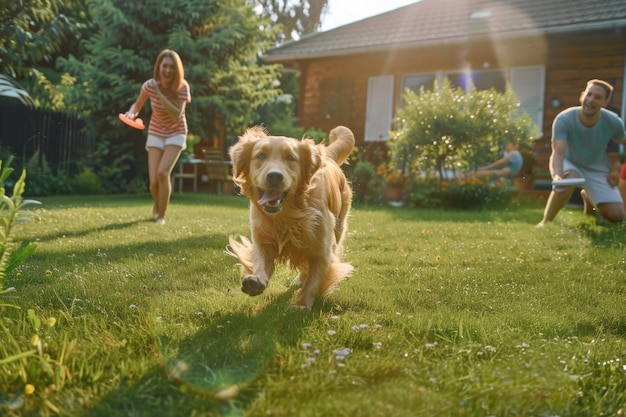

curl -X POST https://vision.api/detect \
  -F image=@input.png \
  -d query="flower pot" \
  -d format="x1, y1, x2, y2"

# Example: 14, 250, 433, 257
512, 176, 535, 190
383, 186, 403, 202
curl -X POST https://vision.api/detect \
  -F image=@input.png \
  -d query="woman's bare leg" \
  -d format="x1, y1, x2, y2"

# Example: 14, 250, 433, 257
155, 145, 184, 221
147, 147, 164, 216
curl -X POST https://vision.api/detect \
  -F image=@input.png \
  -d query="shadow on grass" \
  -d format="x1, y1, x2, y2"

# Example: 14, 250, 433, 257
30, 194, 249, 244
26, 227, 234, 265
86, 290, 317, 416
353, 201, 544, 225
31, 219, 151, 244
38, 193, 249, 210
170, 193, 249, 209
575, 217, 626, 248
571, 314, 626, 339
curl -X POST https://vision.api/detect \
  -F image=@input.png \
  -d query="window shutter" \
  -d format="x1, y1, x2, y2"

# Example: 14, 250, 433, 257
510, 66, 545, 136
365, 75, 394, 142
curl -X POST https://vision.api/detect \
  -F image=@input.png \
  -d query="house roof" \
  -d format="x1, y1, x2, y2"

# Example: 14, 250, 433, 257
264, 0, 626, 63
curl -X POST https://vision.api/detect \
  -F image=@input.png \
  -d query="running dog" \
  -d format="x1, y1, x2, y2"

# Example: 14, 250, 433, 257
227, 126, 355, 309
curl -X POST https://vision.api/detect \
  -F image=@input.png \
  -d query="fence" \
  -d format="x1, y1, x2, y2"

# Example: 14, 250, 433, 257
0, 102, 94, 174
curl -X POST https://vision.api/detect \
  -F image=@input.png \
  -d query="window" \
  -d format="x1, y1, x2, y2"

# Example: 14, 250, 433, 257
446, 69, 506, 92
368, 66, 546, 143
400, 73, 435, 106
446, 67, 545, 134
401, 73, 435, 95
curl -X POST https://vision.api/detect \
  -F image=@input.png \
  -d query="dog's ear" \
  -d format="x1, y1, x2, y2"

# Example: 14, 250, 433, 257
229, 126, 267, 185
298, 139, 322, 187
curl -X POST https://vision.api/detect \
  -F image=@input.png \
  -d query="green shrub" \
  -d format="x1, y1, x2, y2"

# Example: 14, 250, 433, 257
349, 161, 382, 204
23, 150, 73, 196
126, 175, 148, 194
408, 175, 512, 209
389, 78, 538, 208
78, 140, 135, 194
69, 169, 104, 195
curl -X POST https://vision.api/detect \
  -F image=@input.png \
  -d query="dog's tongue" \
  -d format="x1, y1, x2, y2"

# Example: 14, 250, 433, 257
258, 190, 283, 206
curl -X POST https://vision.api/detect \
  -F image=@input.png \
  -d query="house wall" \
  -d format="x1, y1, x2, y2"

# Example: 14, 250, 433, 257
538, 30, 626, 171
298, 43, 471, 142
295, 29, 626, 167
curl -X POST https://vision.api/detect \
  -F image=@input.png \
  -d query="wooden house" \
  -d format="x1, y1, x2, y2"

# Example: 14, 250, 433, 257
263, 0, 626, 170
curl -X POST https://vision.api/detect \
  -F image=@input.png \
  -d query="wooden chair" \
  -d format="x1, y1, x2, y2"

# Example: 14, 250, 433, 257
202, 148, 233, 195
171, 159, 201, 193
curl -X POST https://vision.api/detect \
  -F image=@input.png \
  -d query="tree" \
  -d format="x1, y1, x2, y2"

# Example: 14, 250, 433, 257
0, 0, 88, 109
253, 0, 330, 138
254, 0, 329, 43
0, 0, 68, 79
57, 0, 281, 144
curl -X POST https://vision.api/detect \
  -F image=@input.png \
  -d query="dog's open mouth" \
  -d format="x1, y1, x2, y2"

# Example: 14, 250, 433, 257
257, 189, 287, 213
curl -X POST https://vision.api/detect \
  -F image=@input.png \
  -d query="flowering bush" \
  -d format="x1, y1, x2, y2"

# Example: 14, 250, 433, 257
408, 175, 513, 209
385, 169, 408, 188
389, 78, 539, 190
377, 165, 407, 188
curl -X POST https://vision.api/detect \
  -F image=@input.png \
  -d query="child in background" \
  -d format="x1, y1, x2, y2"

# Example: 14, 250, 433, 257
468, 141, 523, 179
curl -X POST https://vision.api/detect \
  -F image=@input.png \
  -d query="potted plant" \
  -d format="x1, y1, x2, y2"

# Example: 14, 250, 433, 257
378, 165, 407, 202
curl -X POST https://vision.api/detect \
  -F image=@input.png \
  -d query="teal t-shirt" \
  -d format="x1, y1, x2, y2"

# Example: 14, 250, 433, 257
552, 107, 626, 172
506, 150, 523, 176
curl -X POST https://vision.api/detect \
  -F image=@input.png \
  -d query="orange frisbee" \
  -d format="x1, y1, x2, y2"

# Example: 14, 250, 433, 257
118, 113, 145, 130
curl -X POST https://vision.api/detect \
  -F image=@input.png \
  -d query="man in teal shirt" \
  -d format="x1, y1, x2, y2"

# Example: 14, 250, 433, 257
538, 79, 626, 225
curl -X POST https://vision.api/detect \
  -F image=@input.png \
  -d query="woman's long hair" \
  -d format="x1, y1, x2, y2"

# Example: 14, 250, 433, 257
153, 49, 185, 92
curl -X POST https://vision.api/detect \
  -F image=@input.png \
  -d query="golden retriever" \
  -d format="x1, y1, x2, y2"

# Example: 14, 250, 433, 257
227, 126, 355, 309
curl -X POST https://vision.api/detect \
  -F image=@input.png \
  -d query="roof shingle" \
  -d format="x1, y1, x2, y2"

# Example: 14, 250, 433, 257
264, 0, 626, 62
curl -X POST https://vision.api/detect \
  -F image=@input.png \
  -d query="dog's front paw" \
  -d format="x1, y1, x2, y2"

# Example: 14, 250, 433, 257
241, 275, 268, 296
294, 290, 315, 310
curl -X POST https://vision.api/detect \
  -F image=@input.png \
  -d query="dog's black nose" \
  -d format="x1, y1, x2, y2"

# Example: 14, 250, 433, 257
266, 170, 284, 187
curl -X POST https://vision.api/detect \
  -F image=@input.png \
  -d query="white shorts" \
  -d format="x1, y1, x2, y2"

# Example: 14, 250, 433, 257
556, 159, 622, 205
146, 134, 187, 151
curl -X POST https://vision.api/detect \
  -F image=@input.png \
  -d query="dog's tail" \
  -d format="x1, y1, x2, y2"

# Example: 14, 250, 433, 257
226, 235, 254, 275
326, 126, 355, 165
318, 261, 354, 296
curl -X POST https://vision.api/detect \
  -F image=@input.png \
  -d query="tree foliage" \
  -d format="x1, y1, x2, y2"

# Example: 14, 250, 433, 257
389, 78, 539, 179
57, 0, 281, 143
0, 0, 94, 110
0, 0, 69, 79
255, 0, 328, 43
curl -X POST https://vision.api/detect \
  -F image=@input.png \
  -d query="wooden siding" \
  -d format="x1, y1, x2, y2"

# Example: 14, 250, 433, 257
536, 30, 626, 171
544, 31, 625, 125
295, 29, 626, 164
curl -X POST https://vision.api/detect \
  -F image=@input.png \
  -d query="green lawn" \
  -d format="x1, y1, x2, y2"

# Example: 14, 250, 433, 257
1, 193, 625, 416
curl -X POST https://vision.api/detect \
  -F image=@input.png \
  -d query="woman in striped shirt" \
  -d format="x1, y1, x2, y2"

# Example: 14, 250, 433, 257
125, 49, 191, 225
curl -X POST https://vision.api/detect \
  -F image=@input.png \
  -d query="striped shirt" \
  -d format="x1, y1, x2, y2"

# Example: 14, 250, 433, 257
140, 79, 191, 137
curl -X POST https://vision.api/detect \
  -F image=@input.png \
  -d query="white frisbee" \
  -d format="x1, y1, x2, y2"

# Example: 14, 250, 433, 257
552, 178, 585, 186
